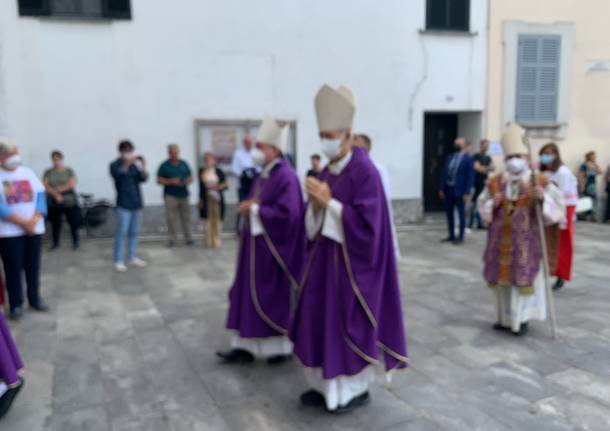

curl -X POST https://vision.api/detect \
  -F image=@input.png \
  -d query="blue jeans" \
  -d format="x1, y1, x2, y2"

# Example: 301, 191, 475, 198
113, 207, 142, 263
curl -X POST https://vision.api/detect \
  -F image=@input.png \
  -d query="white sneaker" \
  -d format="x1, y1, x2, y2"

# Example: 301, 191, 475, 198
128, 257, 148, 268
114, 262, 128, 272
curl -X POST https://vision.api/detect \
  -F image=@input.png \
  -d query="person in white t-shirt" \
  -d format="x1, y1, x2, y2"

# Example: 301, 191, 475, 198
0, 139, 49, 321
230, 135, 256, 200
231, 135, 259, 232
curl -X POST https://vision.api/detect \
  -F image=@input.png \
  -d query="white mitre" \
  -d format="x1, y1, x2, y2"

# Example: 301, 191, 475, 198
501, 123, 528, 155
314, 84, 356, 133
256, 115, 288, 153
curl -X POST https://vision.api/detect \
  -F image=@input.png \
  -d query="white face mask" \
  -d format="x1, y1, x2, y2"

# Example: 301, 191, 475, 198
3, 154, 22, 170
506, 157, 527, 177
321, 136, 344, 160
122, 151, 134, 159
250, 148, 266, 167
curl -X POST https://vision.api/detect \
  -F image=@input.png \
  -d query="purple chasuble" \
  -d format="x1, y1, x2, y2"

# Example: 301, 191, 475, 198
0, 313, 23, 386
291, 147, 408, 380
226, 158, 305, 338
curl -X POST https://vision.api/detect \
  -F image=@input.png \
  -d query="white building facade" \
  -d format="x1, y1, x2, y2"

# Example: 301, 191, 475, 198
0, 0, 487, 231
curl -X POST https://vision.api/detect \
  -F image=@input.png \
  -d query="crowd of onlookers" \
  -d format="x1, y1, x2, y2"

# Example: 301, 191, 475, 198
437, 137, 610, 245
110, 140, 231, 272
0, 138, 235, 318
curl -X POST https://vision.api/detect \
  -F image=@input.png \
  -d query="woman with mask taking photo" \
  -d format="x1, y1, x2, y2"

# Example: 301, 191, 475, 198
539, 143, 578, 291
109, 140, 149, 272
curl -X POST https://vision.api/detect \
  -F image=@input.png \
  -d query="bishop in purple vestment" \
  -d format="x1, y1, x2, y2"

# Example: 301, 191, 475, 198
291, 85, 408, 413
217, 116, 305, 365
0, 313, 25, 419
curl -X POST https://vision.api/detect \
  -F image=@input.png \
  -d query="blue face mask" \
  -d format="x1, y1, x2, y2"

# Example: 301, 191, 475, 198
540, 154, 555, 166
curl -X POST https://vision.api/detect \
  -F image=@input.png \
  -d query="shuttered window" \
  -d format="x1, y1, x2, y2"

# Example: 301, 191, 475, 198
516, 34, 561, 125
18, 0, 50, 16
103, 0, 131, 19
426, 0, 469, 32
17, 0, 131, 19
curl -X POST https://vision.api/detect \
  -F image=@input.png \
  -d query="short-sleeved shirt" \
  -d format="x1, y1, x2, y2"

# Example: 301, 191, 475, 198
43, 167, 78, 207
231, 148, 255, 177
544, 165, 578, 206
473, 153, 492, 191
0, 166, 46, 237
157, 160, 192, 198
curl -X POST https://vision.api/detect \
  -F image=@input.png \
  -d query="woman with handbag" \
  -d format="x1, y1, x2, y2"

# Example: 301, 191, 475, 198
43, 151, 81, 250
539, 143, 578, 291
199, 153, 227, 248
578, 151, 602, 222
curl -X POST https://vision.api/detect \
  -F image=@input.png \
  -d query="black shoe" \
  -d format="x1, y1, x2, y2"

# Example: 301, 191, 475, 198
0, 378, 24, 420
30, 301, 49, 312
553, 279, 565, 291
440, 237, 455, 243
493, 323, 509, 332
72, 241, 80, 250
186, 240, 195, 246
49, 244, 59, 251
267, 355, 291, 366
330, 391, 370, 414
8, 308, 23, 321
513, 323, 528, 337
300, 389, 326, 407
452, 239, 464, 245
216, 349, 254, 364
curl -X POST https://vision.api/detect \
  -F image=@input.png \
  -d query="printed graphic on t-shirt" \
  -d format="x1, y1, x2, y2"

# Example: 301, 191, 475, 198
2, 180, 33, 205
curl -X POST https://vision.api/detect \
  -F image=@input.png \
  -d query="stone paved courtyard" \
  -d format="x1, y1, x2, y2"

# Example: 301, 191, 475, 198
3, 223, 610, 431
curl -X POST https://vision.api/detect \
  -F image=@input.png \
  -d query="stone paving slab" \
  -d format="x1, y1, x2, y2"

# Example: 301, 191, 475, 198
3, 223, 610, 430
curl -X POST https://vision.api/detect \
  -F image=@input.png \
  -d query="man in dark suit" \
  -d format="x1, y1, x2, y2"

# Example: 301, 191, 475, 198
439, 137, 474, 245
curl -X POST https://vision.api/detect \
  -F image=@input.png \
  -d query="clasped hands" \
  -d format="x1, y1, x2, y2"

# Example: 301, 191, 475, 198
493, 185, 544, 208
21, 214, 41, 235
239, 199, 259, 217
305, 177, 332, 212
239, 178, 332, 217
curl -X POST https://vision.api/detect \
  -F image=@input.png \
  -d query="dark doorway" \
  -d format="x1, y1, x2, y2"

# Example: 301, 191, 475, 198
423, 113, 458, 212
